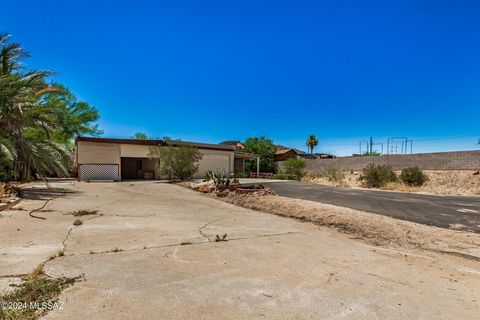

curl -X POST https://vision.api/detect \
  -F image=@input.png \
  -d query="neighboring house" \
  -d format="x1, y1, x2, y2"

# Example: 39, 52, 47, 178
219, 140, 245, 150
75, 137, 257, 181
298, 153, 336, 159
274, 148, 336, 162
274, 148, 303, 162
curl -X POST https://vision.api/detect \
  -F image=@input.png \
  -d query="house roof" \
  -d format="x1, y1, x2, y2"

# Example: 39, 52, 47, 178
164, 139, 235, 151
76, 137, 235, 151
234, 151, 258, 159
76, 136, 165, 146
275, 148, 302, 155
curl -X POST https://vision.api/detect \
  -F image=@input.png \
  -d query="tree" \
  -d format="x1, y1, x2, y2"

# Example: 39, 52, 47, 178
34, 83, 101, 150
131, 132, 149, 140
0, 34, 101, 181
242, 136, 276, 173
148, 145, 202, 180
282, 158, 307, 178
363, 151, 381, 156
305, 134, 318, 154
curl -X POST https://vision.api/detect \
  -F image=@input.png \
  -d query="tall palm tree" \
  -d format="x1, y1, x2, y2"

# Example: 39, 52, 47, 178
0, 34, 76, 180
305, 134, 318, 154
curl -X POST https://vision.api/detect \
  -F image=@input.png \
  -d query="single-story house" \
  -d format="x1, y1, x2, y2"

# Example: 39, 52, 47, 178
274, 148, 303, 162
75, 137, 258, 181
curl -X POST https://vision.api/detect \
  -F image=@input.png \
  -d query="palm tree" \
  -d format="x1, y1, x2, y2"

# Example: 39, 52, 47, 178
305, 134, 318, 154
0, 34, 100, 181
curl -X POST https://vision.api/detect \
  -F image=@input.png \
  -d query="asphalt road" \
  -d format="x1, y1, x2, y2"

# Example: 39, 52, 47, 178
261, 181, 480, 233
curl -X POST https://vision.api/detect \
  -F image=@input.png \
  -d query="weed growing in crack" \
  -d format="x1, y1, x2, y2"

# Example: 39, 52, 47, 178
111, 248, 122, 252
48, 250, 65, 260
215, 233, 228, 242
73, 219, 83, 226
70, 209, 98, 217
0, 265, 80, 320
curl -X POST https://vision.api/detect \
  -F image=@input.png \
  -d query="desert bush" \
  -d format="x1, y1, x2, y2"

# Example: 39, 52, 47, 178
148, 145, 202, 181
400, 166, 428, 186
322, 167, 345, 183
0, 265, 77, 320
283, 158, 307, 178
359, 164, 397, 188
206, 170, 239, 189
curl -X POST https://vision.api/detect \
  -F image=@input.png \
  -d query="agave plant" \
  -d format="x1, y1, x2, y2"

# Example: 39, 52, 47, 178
206, 170, 239, 189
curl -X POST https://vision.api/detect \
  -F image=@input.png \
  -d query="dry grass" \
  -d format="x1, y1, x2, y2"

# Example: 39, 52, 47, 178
0, 265, 78, 320
70, 209, 98, 217
304, 170, 480, 195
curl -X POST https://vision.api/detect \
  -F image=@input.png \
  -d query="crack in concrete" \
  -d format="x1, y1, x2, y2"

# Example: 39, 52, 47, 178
71, 231, 301, 258
198, 216, 231, 242
62, 214, 103, 255
0, 273, 28, 279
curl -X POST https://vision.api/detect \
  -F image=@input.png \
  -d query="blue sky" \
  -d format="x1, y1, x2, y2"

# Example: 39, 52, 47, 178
3, 0, 480, 155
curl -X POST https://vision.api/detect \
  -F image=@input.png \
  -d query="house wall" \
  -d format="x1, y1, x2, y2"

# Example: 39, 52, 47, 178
77, 140, 234, 180
196, 149, 234, 178
77, 141, 120, 164
120, 144, 154, 158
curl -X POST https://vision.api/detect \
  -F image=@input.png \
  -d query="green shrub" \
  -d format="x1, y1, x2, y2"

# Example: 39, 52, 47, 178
283, 158, 307, 178
322, 167, 345, 183
359, 164, 397, 188
400, 166, 428, 186
148, 145, 202, 181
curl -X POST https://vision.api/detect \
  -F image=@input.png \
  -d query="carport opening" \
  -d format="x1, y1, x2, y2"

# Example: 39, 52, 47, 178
121, 157, 156, 180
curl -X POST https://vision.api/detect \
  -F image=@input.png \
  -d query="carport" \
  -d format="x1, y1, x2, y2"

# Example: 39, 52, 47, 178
234, 151, 260, 175
121, 157, 156, 180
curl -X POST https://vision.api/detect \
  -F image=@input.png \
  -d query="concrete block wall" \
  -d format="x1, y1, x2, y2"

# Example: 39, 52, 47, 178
305, 150, 480, 172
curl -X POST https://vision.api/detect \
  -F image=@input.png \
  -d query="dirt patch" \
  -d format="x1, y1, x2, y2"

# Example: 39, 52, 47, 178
304, 170, 480, 195
196, 191, 480, 260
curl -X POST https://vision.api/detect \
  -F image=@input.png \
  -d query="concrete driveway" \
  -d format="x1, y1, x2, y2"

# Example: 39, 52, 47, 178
1, 181, 479, 319
260, 180, 480, 233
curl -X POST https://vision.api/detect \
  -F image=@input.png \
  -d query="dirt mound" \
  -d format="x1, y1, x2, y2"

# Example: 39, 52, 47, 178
221, 193, 480, 260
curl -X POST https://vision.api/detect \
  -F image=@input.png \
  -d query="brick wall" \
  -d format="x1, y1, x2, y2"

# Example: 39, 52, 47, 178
304, 150, 480, 172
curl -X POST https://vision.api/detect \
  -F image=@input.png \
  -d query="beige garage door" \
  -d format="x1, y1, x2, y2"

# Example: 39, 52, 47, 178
196, 154, 230, 178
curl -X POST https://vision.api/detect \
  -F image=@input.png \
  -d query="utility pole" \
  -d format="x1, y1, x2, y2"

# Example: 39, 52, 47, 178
369, 137, 373, 154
